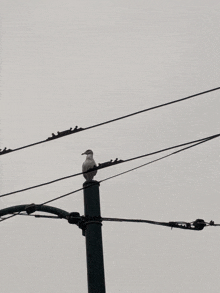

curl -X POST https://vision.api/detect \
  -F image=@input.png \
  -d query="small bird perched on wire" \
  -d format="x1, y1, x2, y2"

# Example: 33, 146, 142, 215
82, 149, 97, 181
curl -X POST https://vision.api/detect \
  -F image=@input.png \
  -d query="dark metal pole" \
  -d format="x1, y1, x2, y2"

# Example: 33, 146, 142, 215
83, 180, 106, 293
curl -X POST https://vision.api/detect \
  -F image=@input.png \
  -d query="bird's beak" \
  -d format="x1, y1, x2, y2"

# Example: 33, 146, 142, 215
81, 152, 85, 155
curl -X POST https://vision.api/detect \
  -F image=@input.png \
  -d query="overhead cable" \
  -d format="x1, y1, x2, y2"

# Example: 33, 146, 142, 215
1, 134, 219, 224
101, 217, 219, 231
40, 187, 85, 205
17, 213, 220, 231
1, 211, 220, 232
0, 213, 21, 222
39, 135, 218, 205
100, 135, 216, 183
1, 87, 219, 156
0, 134, 215, 213
0, 132, 219, 199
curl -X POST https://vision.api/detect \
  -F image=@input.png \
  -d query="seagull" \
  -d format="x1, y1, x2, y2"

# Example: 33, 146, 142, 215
82, 149, 97, 181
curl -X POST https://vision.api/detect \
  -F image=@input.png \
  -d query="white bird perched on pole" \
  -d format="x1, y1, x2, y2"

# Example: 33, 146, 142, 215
82, 149, 97, 181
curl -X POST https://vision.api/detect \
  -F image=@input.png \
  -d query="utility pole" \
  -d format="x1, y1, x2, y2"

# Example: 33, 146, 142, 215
83, 180, 106, 293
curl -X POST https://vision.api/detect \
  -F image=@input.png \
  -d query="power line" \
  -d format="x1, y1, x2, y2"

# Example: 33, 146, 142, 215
0, 133, 218, 224
0, 184, 99, 225
0, 135, 220, 221
100, 136, 216, 183
0, 172, 83, 198
120, 133, 219, 164
40, 135, 217, 205
1, 87, 219, 156
0, 132, 219, 199
41, 187, 85, 205
82, 87, 220, 131
13, 213, 220, 231
101, 217, 220, 230
2, 211, 220, 231
0, 212, 21, 222
0, 134, 215, 215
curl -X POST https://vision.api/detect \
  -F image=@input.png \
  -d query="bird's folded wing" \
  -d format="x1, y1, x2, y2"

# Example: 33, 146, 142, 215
82, 161, 97, 172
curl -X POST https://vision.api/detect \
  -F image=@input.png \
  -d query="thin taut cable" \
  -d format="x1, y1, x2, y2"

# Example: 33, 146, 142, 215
0, 134, 219, 222
1, 87, 219, 156
0, 133, 219, 199
43, 137, 216, 205
100, 136, 216, 183
84, 87, 220, 131
0, 133, 220, 222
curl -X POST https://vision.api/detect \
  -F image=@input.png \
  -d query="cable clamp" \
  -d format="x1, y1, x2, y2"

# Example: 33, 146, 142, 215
47, 126, 84, 140
25, 203, 37, 215
169, 219, 207, 231
74, 216, 102, 236
0, 147, 12, 155
97, 158, 124, 169
67, 212, 81, 225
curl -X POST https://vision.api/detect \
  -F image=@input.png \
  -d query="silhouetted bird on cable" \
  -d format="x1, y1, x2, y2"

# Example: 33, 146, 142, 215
82, 149, 97, 181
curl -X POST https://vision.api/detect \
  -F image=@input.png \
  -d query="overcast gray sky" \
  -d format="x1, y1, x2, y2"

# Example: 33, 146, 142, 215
0, 1, 220, 292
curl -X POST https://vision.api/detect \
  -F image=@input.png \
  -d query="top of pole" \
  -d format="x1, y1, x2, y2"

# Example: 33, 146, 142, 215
83, 180, 100, 188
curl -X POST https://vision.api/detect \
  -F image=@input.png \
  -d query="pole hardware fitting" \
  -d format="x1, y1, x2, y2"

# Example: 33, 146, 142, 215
84, 158, 124, 174
97, 158, 124, 169
169, 219, 207, 231
47, 126, 84, 141
0, 147, 12, 155
25, 203, 37, 215
192, 219, 206, 230
67, 215, 103, 236
81, 216, 103, 236
67, 212, 81, 225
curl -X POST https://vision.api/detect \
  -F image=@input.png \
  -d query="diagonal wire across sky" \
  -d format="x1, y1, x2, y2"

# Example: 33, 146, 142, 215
0, 86, 219, 156
0, 87, 219, 223
0, 132, 219, 201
